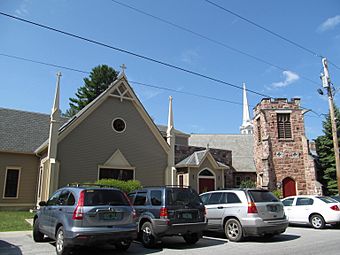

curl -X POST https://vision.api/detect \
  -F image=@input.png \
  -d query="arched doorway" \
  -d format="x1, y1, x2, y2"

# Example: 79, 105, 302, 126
282, 177, 296, 197
198, 169, 215, 193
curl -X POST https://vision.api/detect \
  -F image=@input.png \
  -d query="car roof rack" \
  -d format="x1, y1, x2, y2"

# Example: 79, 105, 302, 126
142, 185, 191, 188
66, 183, 119, 189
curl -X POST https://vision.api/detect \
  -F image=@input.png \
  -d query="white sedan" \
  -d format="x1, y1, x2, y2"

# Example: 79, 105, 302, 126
281, 195, 340, 229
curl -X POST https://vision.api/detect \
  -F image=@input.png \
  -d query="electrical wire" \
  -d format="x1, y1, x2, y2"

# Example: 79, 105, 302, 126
0, 11, 270, 98
110, 0, 320, 87
204, 0, 340, 71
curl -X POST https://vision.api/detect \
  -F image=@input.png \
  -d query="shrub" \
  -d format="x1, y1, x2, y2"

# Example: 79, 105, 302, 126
239, 180, 256, 188
95, 179, 142, 193
272, 189, 282, 199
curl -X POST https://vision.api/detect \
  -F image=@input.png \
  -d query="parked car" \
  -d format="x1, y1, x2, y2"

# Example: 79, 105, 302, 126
281, 195, 340, 229
128, 186, 207, 248
33, 185, 138, 255
200, 189, 288, 242
331, 196, 340, 203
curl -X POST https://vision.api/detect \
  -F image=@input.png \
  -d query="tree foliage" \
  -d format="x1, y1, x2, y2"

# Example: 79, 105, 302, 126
315, 104, 340, 195
95, 179, 142, 194
64, 65, 118, 117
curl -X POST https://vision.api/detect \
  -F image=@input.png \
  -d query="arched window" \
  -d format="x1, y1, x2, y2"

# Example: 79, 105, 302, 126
199, 169, 214, 177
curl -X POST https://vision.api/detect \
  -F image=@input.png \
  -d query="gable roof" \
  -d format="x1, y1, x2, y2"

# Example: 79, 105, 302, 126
0, 108, 68, 154
35, 74, 170, 154
189, 134, 256, 172
157, 124, 190, 137
176, 149, 228, 169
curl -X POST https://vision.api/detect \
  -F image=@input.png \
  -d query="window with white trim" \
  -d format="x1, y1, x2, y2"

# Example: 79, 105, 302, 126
4, 168, 20, 198
99, 168, 133, 181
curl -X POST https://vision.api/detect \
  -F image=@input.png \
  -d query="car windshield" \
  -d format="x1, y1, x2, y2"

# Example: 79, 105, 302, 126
166, 188, 202, 206
317, 196, 339, 204
84, 189, 129, 206
248, 190, 279, 202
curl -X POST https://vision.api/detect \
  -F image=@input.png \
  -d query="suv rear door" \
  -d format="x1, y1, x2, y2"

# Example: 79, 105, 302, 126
165, 188, 205, 224
248, 190, 285, 220
81, 189, 133, 227
203, 192, 225, 229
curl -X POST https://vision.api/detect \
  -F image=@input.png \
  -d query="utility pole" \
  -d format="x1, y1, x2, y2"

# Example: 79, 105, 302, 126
321, 58, 340, 194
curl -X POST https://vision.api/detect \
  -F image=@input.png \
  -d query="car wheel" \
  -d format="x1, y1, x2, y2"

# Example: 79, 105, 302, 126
310, 214, 325, 229
33, 218, 44, 242
141, 222, 156, 248
56, 226, 71, 255
225, 219, 243, 242
115, 240, 132, 251
183, 233, 200, 244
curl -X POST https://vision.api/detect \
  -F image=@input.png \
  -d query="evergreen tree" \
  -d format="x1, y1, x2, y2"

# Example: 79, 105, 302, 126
64, 65, 118, 117
315, 104, 340, 195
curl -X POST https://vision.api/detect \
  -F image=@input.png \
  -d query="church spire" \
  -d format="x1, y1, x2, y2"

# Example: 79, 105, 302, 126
166, 96, 175, 185
240, 82, 253, 134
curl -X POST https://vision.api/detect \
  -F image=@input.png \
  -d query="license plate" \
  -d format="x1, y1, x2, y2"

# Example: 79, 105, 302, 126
181, 213, 193, 219
100, 212, 119, 220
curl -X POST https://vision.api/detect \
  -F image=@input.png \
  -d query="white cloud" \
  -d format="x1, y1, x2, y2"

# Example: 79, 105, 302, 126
137, 88, 162, 101
271, 71, 300, 88
318, 15, 340, 32
181, 49, 199, 65
15, 0, 30, 16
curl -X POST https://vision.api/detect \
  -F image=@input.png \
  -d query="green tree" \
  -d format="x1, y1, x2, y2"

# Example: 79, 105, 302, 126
64, 65, 118, 117
315, 104, 340, 195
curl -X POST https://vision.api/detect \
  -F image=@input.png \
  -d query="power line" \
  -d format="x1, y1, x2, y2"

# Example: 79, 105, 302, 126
0, 11, 270, 98
110, 0, 320, 87
0, 51, 322, 118
204, 0, 340, 71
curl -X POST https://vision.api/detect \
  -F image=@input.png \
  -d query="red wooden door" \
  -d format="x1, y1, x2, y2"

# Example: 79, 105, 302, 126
199, 178, 215, 193
283, 177, 296, 197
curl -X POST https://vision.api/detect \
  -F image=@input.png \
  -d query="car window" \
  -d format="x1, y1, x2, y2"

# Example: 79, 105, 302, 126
134, 192, 147, 206
58, 190, 70, 206
47, 190, 62, 206
84, 189, 129, 206
226, 193, 241, 204
296, 198, 314, 206
166, 188, 201, 206
317, 196, 339, 203
200, 193, 210, 205
207, 192, 223, 205
67, 193, 75, 206
150, 190, 162, 206
282, 198, 294, 206
248, 190, 278, 202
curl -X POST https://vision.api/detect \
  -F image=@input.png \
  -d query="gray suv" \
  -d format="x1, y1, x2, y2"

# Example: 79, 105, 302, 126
200, 189, 288, 241
128, 186, 207, 248
33, 185, 138, 255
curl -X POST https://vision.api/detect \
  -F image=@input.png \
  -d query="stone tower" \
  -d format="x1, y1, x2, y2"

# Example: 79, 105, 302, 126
240, 83, 253, 134
253, 98, 321, 196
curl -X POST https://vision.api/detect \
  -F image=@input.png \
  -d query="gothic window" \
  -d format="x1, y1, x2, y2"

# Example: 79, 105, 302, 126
277, 113, 292, 139
257, 118, 261, 142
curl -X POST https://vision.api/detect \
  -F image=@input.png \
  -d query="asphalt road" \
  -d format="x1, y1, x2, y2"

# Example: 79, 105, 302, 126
1, 226, 340, 255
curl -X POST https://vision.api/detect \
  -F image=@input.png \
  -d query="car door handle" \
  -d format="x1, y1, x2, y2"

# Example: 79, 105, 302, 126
217, 206, 224, 209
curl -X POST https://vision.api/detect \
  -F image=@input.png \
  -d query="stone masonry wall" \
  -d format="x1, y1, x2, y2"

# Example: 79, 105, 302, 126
253, 98, 319, 195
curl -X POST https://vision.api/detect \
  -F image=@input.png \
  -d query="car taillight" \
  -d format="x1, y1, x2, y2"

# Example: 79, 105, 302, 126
204, 206, 207, 216
330, 205, 340, 211
160, 207, 168, 219
247, 202, 258, 214
132, 209, 138, 220
72, 190, 85, 220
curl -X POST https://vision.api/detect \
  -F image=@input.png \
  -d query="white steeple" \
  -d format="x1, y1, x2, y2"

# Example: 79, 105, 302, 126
166, 96, 176, 185
240, 82, 253, 134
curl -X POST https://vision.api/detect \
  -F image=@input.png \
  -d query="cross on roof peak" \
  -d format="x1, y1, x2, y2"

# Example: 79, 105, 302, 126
120, 64, 127, 75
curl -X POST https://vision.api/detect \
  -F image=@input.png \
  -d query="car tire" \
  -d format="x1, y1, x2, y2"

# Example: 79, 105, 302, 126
141, 222, 156, 248
310, 214, 325, 229
183, 233, 200, 244
33, 218, 44, 242
225, 219, 243, 242
115, 240, 132, 251
55, 226, 72, 255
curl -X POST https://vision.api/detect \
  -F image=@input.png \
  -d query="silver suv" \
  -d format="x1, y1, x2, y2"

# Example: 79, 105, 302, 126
33, 185, 138, 255
200, 189, 288, 241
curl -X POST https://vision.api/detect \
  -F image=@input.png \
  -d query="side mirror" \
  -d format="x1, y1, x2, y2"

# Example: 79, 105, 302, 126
39, 201, 47, 206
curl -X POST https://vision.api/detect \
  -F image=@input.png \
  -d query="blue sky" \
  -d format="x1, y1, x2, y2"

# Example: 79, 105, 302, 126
0, 0, 339, 139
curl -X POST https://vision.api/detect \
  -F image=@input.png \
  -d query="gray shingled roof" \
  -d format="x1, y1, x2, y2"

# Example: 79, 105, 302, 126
157, 124, 189, 137
176, 149, 228, 168
189, 134, 256, 172
0, 108, 68, 154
